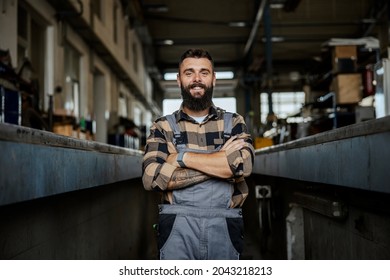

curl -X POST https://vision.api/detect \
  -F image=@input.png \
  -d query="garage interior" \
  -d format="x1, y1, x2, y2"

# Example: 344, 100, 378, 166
0, 0, 389, 260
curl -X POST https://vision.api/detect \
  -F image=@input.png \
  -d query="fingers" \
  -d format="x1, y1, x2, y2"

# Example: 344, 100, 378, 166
227, 139, 246, 150
221, 136, 248, 152
221, 135, 237, 148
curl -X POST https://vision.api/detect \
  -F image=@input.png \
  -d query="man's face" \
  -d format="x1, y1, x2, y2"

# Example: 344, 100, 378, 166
177, 57, 216, 112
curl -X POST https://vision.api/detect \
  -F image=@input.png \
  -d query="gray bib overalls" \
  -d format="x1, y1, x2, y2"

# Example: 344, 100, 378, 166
157, 113, 244, 260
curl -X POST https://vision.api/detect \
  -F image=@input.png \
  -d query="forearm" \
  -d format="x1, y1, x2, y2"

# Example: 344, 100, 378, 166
181, 136, 254, 178
225, 148, 254, 177
143, 154, 213, 191
142, 161, 177, 191
167, 168, 212, 190
182, 151, 233, 179
167, 136, 252, 179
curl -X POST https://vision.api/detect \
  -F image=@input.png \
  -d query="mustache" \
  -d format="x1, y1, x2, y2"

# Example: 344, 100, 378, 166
189, 83, 206, 89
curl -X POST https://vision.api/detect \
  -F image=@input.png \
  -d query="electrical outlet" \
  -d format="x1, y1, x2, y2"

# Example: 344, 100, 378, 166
255, 185, 271, 199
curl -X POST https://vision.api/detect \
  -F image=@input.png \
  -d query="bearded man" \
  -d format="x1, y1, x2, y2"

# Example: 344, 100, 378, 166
142, 48, 254, 260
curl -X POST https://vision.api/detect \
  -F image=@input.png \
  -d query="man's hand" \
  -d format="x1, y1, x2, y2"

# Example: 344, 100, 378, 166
220, 135, 248, 153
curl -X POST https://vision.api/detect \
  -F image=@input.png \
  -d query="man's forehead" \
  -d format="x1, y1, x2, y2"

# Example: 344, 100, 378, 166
180, 57, 213, 71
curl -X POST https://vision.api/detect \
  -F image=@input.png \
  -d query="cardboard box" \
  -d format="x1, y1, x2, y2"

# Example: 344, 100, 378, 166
331, 74, 362, 104
332, 45, 358, 73
255, 137, 273, 149
53, 123, 73, 136
333, 57, 357, 73
332, 45, 357, 59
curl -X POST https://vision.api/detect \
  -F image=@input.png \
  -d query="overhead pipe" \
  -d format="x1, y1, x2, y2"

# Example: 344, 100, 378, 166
263, 1, 274, 117
243, 0, 267, 57
363, 1, 388, 37
242, 0, 277, 128
241, 0, 267, 129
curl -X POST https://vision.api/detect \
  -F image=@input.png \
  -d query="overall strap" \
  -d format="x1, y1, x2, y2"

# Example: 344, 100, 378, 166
223, 112, 233, 139
165, 114, 186, 150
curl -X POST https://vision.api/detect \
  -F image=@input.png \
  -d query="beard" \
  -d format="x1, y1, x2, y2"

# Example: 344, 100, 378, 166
181, 82, 213, 112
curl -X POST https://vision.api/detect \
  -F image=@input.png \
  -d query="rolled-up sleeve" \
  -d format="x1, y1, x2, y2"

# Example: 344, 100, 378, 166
226, 147, 254, 177
142, 122, 176, 191
225, 115, 255, 177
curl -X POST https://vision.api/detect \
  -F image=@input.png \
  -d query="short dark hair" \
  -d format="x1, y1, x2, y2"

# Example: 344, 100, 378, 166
179, 49, 214, 70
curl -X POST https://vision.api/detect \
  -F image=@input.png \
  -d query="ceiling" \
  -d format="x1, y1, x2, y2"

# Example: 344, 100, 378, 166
126, 0, 387, 99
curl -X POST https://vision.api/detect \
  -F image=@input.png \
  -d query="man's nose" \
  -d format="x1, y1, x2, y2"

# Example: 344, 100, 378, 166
193, 72, 202, 82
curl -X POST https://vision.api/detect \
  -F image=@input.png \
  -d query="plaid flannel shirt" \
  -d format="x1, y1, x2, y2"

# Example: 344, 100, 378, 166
142, 104, 254, 208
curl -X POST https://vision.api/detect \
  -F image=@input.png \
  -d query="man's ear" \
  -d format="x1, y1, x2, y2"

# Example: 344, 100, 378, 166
177, 73, 181, 88
213, 72, 216, 87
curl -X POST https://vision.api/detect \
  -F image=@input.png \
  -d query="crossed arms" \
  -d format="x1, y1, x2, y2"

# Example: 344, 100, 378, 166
142, 117, 254, 193
165, 135, 251, 190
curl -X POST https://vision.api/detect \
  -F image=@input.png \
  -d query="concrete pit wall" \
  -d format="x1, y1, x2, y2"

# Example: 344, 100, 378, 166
0, 179, 160, 259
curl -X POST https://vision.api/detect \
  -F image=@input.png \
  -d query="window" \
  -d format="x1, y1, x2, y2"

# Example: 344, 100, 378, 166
63, 44, 81, 118
260, 91, 305, 123
134, 106, 141, 126
17, 3, 46, 110
118, 93, 128, 118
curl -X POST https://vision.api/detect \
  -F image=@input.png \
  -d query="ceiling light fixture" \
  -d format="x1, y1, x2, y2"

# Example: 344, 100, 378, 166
164, 73, 177, 80
270, 3, 284, 9
157, 39, 174, 46
216, 71, 234, 79
262, 36, 285, 43
228, 21, 247, 27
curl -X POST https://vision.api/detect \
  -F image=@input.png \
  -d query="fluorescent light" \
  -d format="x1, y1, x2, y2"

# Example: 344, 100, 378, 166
261, 36, 285, 43
156, 39, 174, 46
270, 3, 284, 9
216, 71, 234, 79
228, 21, 247, 27
164, 71, 234, 80
164, 73, 178, 80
